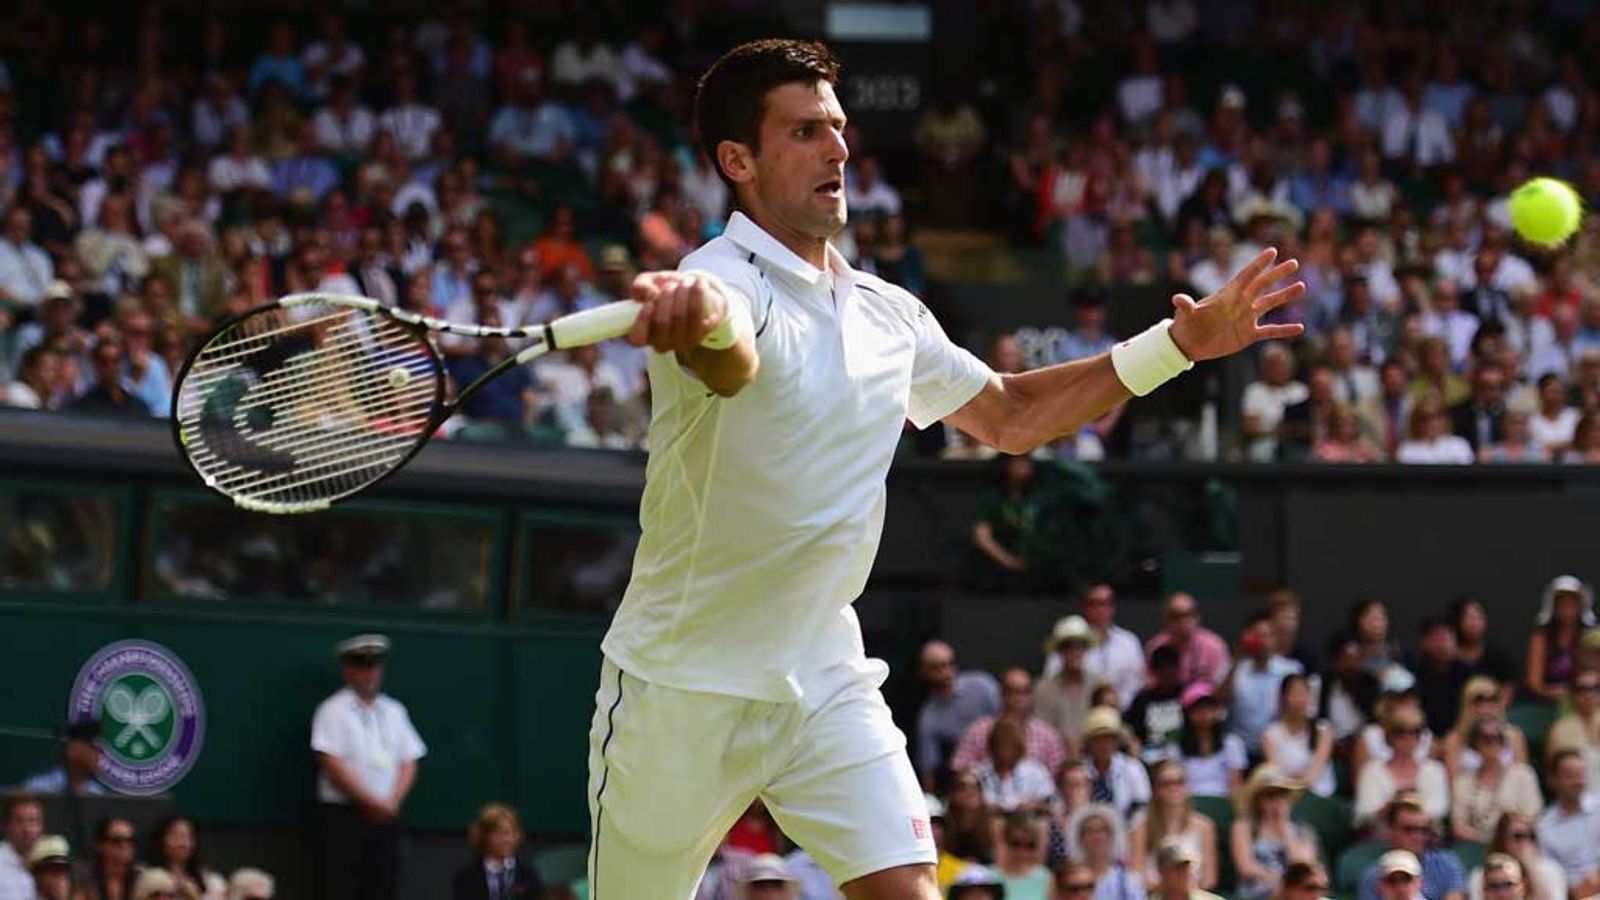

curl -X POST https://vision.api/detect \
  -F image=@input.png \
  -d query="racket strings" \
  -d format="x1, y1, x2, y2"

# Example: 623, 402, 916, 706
175, 302, 440, 511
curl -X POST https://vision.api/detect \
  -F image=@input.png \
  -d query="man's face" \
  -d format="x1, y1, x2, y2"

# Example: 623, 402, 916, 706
92, 344, 123, 384
1554, 755, 1588, 803
1421, 626, 1456, 662
1391, 809, 1430, 854
1380, 870, 1419, 900
1483, 867, 1525, 900
67, 737, 101, 775
4, 208, 29, 242
1573, 673, 1600, 714
1082, 585, 1114, 629
1159, 861, 1193, 895
4, 802, 42, 852
1165, 594, 1199, 641
1001, 670, 1032, 716
1057, 640, 1088, 673
730, 80, 849, 243
342, 658, 385, 698
1475, 369, 1505, 406
34, 865, 71, 900
920, 644, 955, 692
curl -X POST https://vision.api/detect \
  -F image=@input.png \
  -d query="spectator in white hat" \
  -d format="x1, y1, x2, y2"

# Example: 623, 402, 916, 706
947, 864, 1005, 900
1525, 576, 1594, 703
1066, 806, 1142, 900
26, 835, 72, 900
1081, 707, 1151, 820
737, 853, 798, 899
311, 633, 427, 900
1034, 617, 1107, 754
226, 868, 274, 900
1154, 836, 1224, 900
1374, 851, 1424, 900
132, 868, 180, 900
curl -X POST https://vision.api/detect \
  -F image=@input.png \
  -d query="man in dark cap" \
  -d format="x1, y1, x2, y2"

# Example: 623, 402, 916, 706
22, 720, 108, 796
310, 634, 427, 900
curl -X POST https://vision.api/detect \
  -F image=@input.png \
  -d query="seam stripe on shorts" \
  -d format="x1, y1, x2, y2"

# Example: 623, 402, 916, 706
591, 663, 625, 899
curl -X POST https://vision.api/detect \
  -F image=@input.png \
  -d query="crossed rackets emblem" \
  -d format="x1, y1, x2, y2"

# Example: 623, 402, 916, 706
104, 684, 171, 751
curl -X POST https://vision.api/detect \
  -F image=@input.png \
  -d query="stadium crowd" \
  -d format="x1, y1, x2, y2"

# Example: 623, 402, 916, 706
0, 4, 1596, 461
691, 577, 1600, 900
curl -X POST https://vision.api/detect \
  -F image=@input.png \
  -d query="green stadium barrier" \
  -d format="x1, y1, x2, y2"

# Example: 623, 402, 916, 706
1335, 841, 1386, 897
1192, 794, 1238, 893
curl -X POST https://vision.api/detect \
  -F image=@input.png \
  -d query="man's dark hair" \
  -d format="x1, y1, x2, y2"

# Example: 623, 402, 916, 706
694, 39, 842, 188
1418, 615, 1452, 638
1550, 748, 1584, 774
1, 792, 40, 822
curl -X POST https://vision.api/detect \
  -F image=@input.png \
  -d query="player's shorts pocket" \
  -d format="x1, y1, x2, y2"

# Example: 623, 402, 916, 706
591, 661, 766, 856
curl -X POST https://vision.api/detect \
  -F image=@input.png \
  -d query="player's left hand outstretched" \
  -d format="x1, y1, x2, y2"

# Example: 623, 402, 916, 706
1167, 247, 1306, 362
626, 271, 729, 354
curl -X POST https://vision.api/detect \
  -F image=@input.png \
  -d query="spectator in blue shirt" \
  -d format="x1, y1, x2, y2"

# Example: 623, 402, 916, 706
488, 69, 577, 169
444, 309, 538, 433
248, 23, 307, 99
270, 122, 341, 204
1289, 138, 1351, 216
1226, 611, 1304, 757
1360, 793, 1467, 900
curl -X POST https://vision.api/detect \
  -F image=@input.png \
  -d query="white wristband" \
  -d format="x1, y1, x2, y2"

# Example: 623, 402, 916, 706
697, 272, 752, 349
1110, 318, 1194, 396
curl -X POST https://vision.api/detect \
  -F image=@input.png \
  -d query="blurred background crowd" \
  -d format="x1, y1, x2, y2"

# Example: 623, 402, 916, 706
0, 0, 1598, 459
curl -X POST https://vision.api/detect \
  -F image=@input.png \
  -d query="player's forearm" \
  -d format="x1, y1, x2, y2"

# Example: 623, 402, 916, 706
683, 336, 759, 397
985, 356, 1132, 454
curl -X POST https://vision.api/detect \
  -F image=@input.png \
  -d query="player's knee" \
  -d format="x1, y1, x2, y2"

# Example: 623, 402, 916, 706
840, 862, 940, 900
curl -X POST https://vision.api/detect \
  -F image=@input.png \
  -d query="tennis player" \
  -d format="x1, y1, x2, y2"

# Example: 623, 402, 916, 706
590, 39, 1304, 900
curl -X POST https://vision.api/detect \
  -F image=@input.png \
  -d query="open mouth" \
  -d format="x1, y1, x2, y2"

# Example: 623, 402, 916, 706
814, 178, 843, 197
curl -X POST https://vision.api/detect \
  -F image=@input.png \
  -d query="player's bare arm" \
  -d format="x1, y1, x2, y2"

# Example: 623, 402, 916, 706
625, 269, 760, 397
947, 247, 1306, 454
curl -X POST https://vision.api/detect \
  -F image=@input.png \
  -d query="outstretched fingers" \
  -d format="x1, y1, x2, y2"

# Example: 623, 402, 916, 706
1252, 280, 1307, 314
1254, 322, 1306, 341
1246, 258, 1301, 301
1224, 247, 1279, 296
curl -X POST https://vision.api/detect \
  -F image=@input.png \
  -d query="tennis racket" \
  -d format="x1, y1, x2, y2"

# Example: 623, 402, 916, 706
171, 292, 728, 514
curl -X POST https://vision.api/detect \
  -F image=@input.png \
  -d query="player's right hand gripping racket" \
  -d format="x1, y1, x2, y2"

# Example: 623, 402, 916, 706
172, 293, 729, 514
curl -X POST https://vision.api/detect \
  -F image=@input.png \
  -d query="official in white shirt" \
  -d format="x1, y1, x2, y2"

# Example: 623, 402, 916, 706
589, 39, 1305, 900
311, 634, 426, 900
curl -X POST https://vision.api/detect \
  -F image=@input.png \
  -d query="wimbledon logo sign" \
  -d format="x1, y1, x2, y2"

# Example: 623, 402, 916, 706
69, 640, 205, 796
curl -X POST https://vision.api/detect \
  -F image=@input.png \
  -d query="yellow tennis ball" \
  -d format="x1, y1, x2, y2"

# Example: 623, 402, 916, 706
1509, 177, 1583, 247
387, 367, 412, 389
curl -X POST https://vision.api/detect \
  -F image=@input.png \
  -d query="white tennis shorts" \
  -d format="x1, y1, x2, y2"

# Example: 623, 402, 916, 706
585, 656, 935, 899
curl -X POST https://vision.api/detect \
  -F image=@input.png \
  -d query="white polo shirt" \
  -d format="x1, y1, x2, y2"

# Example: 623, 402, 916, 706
310, 687, 427, 805
601, 212, 993, 702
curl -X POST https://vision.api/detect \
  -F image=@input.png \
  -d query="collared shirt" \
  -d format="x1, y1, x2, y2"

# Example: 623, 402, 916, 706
22, 766, 110, 796
0, 843, 33, 900
0, 239, 53, 308
1230, 655, 1304, 752
974, 757, 1056, 811
951, 714, 1067, 775
917, 671, 1003, 779
1359, 848, 1464, 900
1087, 753, 1152, 820
1538, 803, 1600, 886
484, 857, 517, 900
310, 687, 427, 804
601, 211, 994, 702
1086, 625, 1147, 710
1145, 629, 1232, 688
1034, 672, 1108, 749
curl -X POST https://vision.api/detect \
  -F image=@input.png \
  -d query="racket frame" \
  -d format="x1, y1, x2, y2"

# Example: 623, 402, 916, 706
170, 292, 625, 514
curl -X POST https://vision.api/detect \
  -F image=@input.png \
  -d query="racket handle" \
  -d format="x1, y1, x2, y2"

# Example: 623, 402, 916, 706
548, 301, 643, 348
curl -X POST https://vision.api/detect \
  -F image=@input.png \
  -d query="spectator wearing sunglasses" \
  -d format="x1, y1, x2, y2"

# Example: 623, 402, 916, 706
1536, 751, 1600, 899
992, 812, 1051, 900
1274, 861, 1331, 900
1440, 678, 1528, 783
77, 817, 143, 900
1473, 856, 1525, 900
1145, 594, 1231, 691
1054, 862, 1096, 900
1468, 816, 1565, 900
1358, 794, 1465, 900
1449, 719, 1543, 844
1544, 670, 1600, 791
1354, 708, 1449, 828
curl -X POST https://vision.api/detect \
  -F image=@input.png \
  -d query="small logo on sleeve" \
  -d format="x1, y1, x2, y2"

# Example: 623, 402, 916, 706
910, 817, 930, 840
